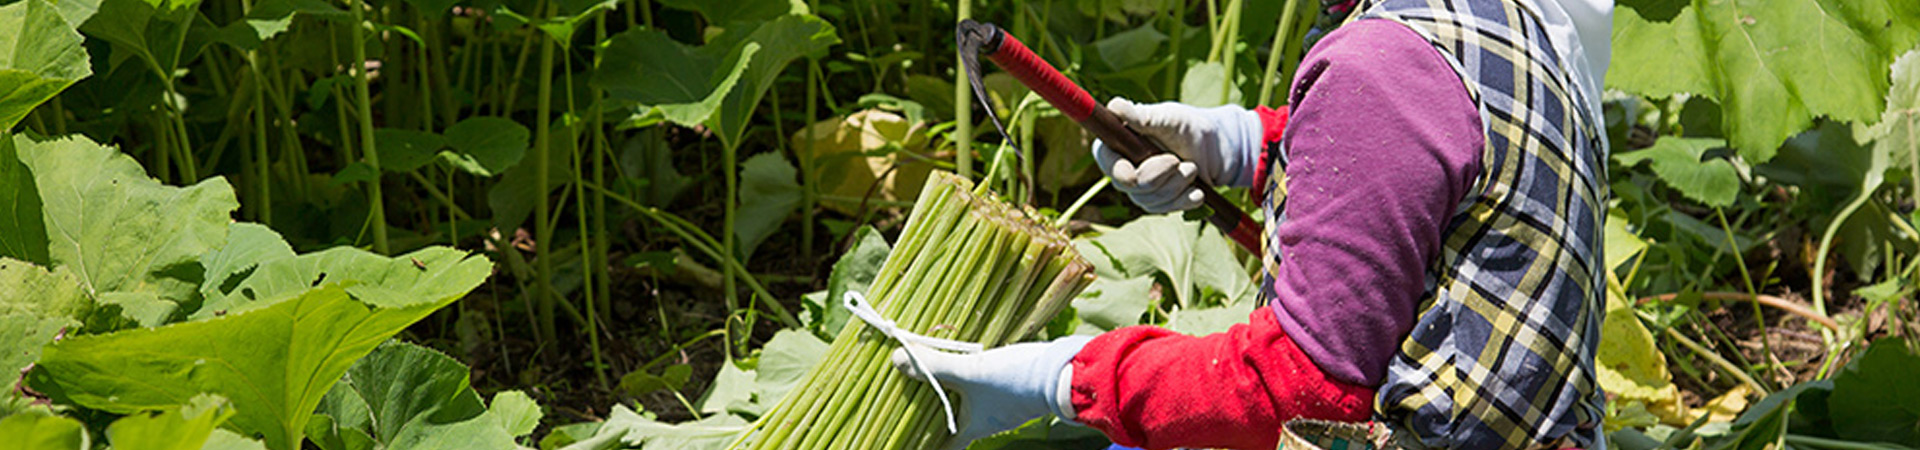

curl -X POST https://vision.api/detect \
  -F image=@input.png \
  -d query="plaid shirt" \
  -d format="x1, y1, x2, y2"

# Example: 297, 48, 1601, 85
1260, 0, 1608, 448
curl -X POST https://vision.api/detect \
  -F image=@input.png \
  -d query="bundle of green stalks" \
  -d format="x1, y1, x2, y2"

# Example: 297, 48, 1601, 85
730, 170, 1096, 450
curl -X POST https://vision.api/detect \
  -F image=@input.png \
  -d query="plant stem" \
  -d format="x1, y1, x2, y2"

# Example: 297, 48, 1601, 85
1812, 188, 1871, 378
532, 5, 558, 344
1055, 177, 1110, 228
1716, 209, 1779, 386
1642, 308, 1769, 395
590, 182, 803, 329
348, 0, 390, 254
1258, 0, 1305, 107
954, 0, 974, 179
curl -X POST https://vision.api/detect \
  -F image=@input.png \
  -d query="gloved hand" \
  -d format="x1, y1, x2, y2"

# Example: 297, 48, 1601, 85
1092, 98, 1265, 213
890, 336, 1093, 450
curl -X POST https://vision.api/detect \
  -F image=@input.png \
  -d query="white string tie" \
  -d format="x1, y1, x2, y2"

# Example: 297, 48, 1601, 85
843, 291, 981, 434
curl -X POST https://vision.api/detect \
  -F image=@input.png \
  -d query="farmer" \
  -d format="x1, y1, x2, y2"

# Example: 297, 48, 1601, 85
893, 0, 1615, 448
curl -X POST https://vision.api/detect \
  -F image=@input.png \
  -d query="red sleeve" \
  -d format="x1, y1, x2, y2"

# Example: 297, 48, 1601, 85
1248, 106, 1290, 206
1067, 309, 1373, 450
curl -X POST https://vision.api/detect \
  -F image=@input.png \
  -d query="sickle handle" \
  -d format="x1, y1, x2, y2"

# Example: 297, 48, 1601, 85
959, 20, 1265, 256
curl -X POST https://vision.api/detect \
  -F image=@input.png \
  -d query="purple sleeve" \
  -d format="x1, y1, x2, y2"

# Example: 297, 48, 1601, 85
1267, 19, 1484, 387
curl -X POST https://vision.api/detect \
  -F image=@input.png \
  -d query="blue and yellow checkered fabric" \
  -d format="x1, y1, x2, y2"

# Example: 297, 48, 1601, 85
1259, 0, 1608, 448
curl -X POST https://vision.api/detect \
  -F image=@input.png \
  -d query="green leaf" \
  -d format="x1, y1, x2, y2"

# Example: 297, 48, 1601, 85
816, 226, 888, 336
196, 246, 491, 319
1612, 137, 1740, 207
104, 394, 236, 450
602, 404, 749, 450
486, 391, 542, 438
707, 14, 839, 150
735, 151, 802, 262
1167, 302, 1254, 335
1828, 337, 1920, 446
1076, 214, 1252, 307
620, 363, 693, 397
1608, 0, 1920, 161
1070, 276, 1153, 333
441, 116, 529, 176
693, 360, 755, 416
1756, 121, 1877, 198
317, 341, 538, 450
15, 135, 237, 322
754, 329, 826, 409
0, 408, 89, 449
1865, 50, 1920, 195
654, 0, 795, 25
79, 0, 202, 77
374, 128, 446, 173
1094, 25, 1168, 71
237, 0, 346, 47
0, 313, 69, 376
1604, 211, 1649, 273
28, 284, 471, 450
1178, 62, 1237, 107
0, 258, 91, 321
198, 223, 296, 304
0, 136, 47, 264
594, 28, 755, 129
0, 0, 92, 132
616, 128, 691, 207
200, 430, 269, 450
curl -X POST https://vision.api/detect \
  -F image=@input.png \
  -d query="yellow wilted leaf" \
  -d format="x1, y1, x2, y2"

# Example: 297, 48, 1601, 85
1598, 286, 1691, 426
1688, 384, 1755, 425
791, 110, 933, 214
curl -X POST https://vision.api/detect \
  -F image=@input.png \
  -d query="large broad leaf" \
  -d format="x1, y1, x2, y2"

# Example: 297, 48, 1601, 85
1866, 50, 1920, 195
235, 0, 346, 45
0, 409, 90, 449
734, 152, 802, 262
1179, 61, 1238, 108
104, 394, 240, 450
0, 258, 91, 320
195, 246, 491, 319
1608, 0, 1920, 161
1828, 337, 1920, 446
593, 28, 755, 129
591, 404, 750, 450
1076, 214, 1253, 307
14, 135, 237, 324
1612, 136, 1740, 207
705, 14, 839, 150
0, 312, 70, 376
373, 128, 446, 173
0, 135, 47, 264
313, 341, 541, 450
753, 329, 827, 410
28, 283, 473, 450
689, 328, 828, 418
812, 226, 889, 336
0, 0, 92, 132
198, 223, 296, 304
654, 0, 793, 25
0, 257, 90, 374
1070, 275, 1154, 334
79, 0, 205, 78
441, 116, 529, 177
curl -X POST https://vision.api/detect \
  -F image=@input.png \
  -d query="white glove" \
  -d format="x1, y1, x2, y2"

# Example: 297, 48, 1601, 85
1091, 98, 1264, 213
890, 336, 1092, 450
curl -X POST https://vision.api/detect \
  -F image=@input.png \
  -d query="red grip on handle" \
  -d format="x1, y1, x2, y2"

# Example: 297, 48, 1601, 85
985, 34, 1098, 121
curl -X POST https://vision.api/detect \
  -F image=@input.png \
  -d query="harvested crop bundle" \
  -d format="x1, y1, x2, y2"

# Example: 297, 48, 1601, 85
731, 170, 1095, 450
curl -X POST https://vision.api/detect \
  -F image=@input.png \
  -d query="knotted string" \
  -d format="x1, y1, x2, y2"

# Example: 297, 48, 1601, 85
842, 291, 982, 434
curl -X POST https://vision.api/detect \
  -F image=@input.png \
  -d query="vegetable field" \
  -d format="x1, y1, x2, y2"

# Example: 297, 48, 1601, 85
0, 0, 1916, 448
